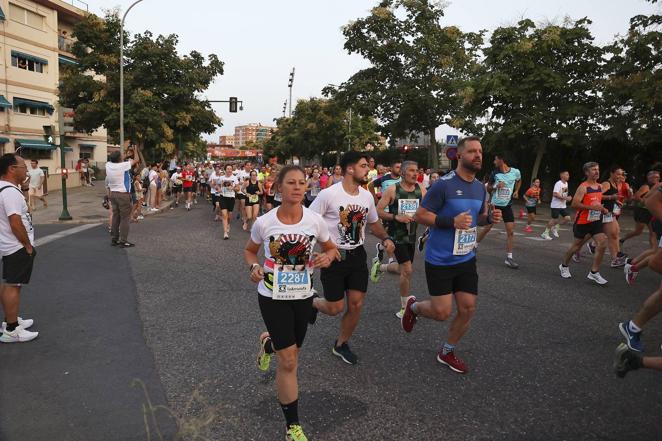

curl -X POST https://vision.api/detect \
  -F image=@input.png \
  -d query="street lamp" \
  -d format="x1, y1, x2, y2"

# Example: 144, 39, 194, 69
282, 100, 287, 118
120, 0, 145, 154
287, 67, 295, 117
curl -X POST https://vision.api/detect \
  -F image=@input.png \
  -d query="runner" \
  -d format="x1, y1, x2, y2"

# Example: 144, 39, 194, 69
325, 164, 343, 188
614, 183, 662, 377
235, 162, 252, 225
246, 165, 338, 441
309, 151, 395, 365
368, 160, 401, 205
375, 160, 426, 318
181, 163, 195, 211
209, 164, 223, 221
599, 166, 628, 267
265, 174, 276, 212
304, 170, 321, 208
523, 178, 541, 233
558, 162, 609, 285
541, 171, 573, 240
400, 136, 502, 374
367, 157, 378, 181
479, 153, 521, 268
624, 182, 662, 284
242, 170, 262, 231
169, 166, 183, 209
219, 164, 240, 239
620, 170, 660, 249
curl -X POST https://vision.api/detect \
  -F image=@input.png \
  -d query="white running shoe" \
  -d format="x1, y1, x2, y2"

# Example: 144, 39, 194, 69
0, 327, 38, 343
1, 317, 33, 331
541, 231, 552, 240
624, 263, 638, 285
552, 227, 560, 238
559, 264, 571, 279
587, 271, 608, 285
395, 308, 404, 319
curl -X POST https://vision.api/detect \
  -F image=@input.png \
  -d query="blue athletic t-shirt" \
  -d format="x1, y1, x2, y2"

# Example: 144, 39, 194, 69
421, 171, 487, 266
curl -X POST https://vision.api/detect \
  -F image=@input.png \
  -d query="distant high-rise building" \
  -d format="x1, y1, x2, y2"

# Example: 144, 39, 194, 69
219, 135, 235, 146
233, 123, 276, 147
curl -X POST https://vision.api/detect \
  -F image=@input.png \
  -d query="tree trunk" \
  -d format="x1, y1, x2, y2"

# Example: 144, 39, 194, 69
530, 142, 546, 183
428, 128, 438, 170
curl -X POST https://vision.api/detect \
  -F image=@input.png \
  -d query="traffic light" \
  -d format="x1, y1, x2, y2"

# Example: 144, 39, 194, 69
229, 97, 238, 113
43, 125, 55, 144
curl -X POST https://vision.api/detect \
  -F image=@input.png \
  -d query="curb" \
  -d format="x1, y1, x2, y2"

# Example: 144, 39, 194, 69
37, 199, 175, 225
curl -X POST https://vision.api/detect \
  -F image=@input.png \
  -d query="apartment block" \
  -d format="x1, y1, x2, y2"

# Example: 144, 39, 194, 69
219, 134, 235, 146
233, 123, 275, 148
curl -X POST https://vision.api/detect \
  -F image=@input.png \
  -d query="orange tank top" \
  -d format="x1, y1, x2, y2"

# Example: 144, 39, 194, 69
575, 183, 603, 225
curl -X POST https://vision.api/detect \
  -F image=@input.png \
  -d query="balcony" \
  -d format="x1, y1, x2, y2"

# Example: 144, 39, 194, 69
58, 35, 76, 54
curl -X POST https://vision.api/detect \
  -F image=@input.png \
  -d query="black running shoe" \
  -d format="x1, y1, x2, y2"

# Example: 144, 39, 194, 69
111, 240, 119, 246
118, 241, 135, 248
332, 341, 358, 365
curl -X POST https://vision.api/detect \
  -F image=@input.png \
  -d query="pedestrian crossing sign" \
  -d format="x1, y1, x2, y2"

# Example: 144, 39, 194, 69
446, 135, 459, 146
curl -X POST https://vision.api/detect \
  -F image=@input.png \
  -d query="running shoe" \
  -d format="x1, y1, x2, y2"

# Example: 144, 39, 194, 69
586, 242, 596, 255
552, 227, 560, 238
540, 231, 552, 240
610, 256, 626, 268
137, 215, 144, 220
395, 308, 404, 319
523, 225, 533, 233
619, 321, 643, 352
436, 350, 468, 374
223, 233, 229, 240
0, 327, 38, 343
332, 341, 358, 365
1, 317, 33, 331
587, 271, 608, 285
257, 332, 273, 371
118, 241, 135, 248
624, 263, 639, 285
308, 292, 319, 325
401, 296, 417, 332
285, 424, 308, 441
370, 257, 382, 283
614, 343, 642, 378
375, 242, 384, 262
572, 251, 581, 263
559, 264, 571, 279
417, 228, 430, 252
504, 257, 519, 269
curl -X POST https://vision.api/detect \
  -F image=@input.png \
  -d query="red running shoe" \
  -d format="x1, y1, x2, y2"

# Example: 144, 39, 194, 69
437, 350, 468, 374
401, 296, 417, 332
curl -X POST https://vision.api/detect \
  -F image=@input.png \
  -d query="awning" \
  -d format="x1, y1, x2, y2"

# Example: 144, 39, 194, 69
11, 50, 48, 65
0, 95, 11, 109
79, 143, 96, 148
13, 98, 54, 114
15, 139, 56, 151
63, 146, 73, 152
0, 7, 5, 21
58, 55, 78, 66
0, 137, 9, 143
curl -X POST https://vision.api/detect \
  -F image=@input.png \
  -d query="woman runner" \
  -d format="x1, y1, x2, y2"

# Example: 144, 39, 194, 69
523, 178, 541, 233
243, 170, 263, 231
244, 165, 339, 441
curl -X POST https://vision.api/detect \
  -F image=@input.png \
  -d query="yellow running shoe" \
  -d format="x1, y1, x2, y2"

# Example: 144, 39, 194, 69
257, 332, 272, 371
285, 424, 308, 441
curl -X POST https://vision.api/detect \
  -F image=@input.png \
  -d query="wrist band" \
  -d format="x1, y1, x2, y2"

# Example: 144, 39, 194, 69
434, 215, 454, 229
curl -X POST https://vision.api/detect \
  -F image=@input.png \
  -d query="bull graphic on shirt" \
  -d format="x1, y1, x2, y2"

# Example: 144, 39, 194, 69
268, 234, 314, 270
337, 204, 368, 246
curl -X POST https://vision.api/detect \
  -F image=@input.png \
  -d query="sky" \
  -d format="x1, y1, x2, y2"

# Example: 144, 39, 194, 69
83, 0, 659, 142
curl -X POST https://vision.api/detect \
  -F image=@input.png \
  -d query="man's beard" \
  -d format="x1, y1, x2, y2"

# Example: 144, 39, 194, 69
462, 158, 481, 173
353, 174, 368, 185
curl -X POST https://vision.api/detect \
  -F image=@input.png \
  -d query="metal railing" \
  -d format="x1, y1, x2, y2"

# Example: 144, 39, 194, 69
65, 0, 89, 11
58, 35, 76, 53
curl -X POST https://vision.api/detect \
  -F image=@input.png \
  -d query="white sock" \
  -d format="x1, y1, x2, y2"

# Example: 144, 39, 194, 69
553, 224, 559, 231
400, 297, 408, 308
507, 253, 513, 259
388, 257, 395, 264
629, 321, 642, 333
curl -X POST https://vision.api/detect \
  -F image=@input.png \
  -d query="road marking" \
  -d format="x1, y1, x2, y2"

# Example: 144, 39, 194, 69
35, 223, 102, 247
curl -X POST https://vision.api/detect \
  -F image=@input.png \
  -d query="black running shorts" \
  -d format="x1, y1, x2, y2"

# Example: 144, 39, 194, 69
394, 243, 415, 264
258, 294, 313, 350
320, 246, 368, 301
573, 221, 603, 239
634, 207, 652, 225
425, 258, 478, 296
183, 186, 194, 193
172, 185, 182, 194
526, 206, 537, 214
496, 205, 514, 223
551, 208, 569, 219
2, 247, 36, 285
220, 196, 235, 211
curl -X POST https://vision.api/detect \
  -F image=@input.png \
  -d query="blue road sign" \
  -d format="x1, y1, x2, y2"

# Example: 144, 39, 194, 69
446, 135, 459, 146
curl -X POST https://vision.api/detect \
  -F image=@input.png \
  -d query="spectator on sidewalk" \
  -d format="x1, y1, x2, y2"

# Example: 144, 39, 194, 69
106, 146, 140, 248
148, 163, 159, 211
27, 160, 47, 211
0, 153, 38, 343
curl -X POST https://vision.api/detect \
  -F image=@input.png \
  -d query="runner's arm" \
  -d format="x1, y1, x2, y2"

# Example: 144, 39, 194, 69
633, 185, 649, 202
368, 220, 395, 251
376, 185, 396, 222
244, 239, 264, 283
571, 185, 599, 211
513, 179, 522, 198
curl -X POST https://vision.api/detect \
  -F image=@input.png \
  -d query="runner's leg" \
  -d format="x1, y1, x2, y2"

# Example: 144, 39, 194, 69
337, 290, 365, 346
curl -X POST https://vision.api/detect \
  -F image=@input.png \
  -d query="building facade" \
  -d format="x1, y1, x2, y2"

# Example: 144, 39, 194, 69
0, 0, 107, 190
232, 123, 275, 148
218, 134, 235, 146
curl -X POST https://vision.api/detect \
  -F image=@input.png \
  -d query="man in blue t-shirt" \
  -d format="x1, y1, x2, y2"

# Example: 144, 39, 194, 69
400, 136, 502, 374
476, 154, 521, 269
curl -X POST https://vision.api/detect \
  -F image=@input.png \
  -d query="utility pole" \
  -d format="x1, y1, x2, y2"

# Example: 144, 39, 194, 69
57, 103, 72, 220
287, 67, 295, 117
282, 100, 287, 118
347, 107, 352, 151
120, 0, 145, 155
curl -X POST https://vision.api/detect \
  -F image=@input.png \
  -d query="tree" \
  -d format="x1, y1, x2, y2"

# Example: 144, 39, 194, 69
58, 11, 224, 160
469, 18, 604, 182
335, 0, 483, 169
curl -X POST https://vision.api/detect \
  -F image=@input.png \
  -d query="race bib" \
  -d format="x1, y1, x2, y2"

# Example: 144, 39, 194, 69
398, 199, 419, 217
175, 179, 183, 186
587, 209, 601, 222
248, 194, 259, 203
602, 213, 614, 223
272, 267, 312, 300
453, 227, 477, 256
310, 186, 320, 197
525, 198, 537, 207
496, 187, 511, 200
613, 205, 621, 216
222, 187, 234, 198
274, 193, 282, 202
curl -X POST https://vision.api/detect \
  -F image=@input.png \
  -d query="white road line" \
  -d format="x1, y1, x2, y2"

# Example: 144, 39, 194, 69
35, 223, 101, 247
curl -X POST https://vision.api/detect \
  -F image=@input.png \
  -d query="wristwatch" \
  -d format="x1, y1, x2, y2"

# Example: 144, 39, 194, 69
249, 263, 260, 273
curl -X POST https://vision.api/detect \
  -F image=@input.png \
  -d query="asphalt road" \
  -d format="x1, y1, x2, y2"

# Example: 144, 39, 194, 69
125, 200, 661, 440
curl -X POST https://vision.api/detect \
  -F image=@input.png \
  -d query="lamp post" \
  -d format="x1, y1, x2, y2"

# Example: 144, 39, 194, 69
120, 0, 145, 155
282, 100, 287, 118
287, 67, 295, 117
56, 103, 72, 220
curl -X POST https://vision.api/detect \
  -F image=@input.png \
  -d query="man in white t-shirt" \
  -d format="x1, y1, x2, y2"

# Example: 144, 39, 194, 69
27, 159, 47, 211
105, 146, 140, 247
234, 161, 252, 223
219, 164, 240, 239
541, 170, 573, 240
309, 151, 395, 365
0, 154, 38, 343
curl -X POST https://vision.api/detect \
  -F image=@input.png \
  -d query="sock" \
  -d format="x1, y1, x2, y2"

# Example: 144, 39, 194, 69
507, 253, 513, 259
619, 238, 625, 244
400, 297, 408, 308
411, 302, 418, 315
5, 321, 18, 332
561, 264, 568, 268
441, 342, 455, 355
617, 252, 626, 258
380, 264, 389, 272
629, 320, 642, 334
543, 228, 550, 234
280, 399, 299, 427
590, 270, 598, 274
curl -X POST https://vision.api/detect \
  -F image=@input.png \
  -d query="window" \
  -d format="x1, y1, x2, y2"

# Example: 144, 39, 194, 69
19, 148, 51, 160
11, 54, 46, 73
15, 104, 46, 116
9, 3, 44, 30
79, 147, 93, 159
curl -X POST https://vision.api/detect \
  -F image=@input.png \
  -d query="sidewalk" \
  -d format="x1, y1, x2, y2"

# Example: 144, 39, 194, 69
30, 184, 173, 225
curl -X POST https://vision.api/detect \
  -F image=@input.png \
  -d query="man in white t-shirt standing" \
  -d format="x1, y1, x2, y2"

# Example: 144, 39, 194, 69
105, 146, 141, 247
27, 159, 47, 211
0, 154, 38, 343
541, 170, 573, 240
309, 151, 395, 365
